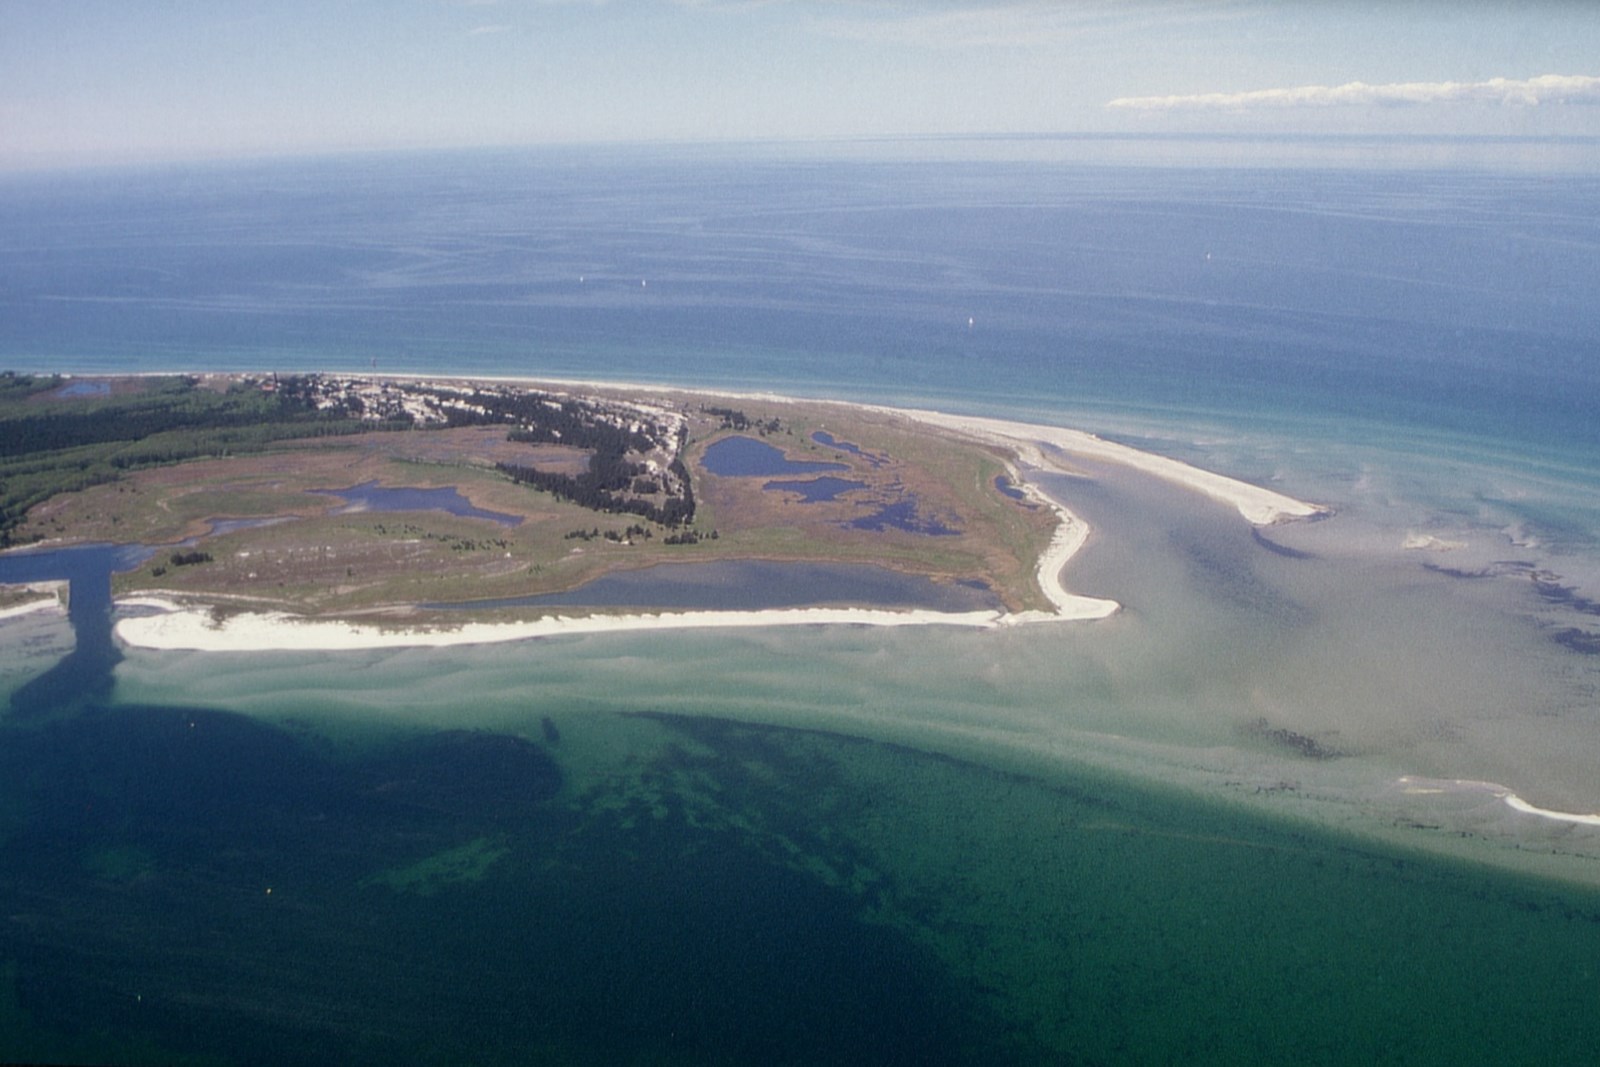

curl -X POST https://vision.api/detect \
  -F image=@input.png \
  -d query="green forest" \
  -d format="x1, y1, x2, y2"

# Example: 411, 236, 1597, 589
0, 373, 701, 549
0, 374, 357, 548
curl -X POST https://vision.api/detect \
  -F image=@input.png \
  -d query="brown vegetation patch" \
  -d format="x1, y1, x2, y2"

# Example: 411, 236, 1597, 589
283, 425, 591, 475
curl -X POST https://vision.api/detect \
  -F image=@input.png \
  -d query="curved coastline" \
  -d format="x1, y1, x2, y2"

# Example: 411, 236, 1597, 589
111, 388, 1322, 653
893, 407, 1328, 526
1400, 775, 1600, 829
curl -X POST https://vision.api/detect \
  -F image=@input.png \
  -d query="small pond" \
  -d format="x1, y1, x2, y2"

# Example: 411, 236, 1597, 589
763, 476, 868, 503
847, 501, 958, 536
51, 380, 113, 399
810, 431, 885, 467
700, 437, 848, 478
311, 481, 523, 527
994, 475, 1028, 502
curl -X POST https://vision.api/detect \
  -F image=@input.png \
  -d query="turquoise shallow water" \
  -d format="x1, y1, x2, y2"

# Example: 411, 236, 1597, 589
5, 138, 1600, 1062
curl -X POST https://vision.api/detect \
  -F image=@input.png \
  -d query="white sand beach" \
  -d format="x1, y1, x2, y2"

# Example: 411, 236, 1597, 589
117, 600, 1014, 652
112, 390, 1325, 654
892, 407, 1327, 526
0, 581, 68, 622
1400, 776, 1600, 829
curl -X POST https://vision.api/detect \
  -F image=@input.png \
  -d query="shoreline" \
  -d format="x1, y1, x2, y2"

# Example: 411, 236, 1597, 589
1398, 775, 1600, 831
106, 379, 1321, 652
115, 600, 1013, 652
0, 596, 68, 623
889, 407, 1327, 526
0, 581, 69, 622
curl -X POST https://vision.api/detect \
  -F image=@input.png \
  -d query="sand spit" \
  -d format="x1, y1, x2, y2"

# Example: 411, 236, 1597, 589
895, 408, 1326, 526
1400, 776, 1600, 830
310, 372, 1325, 524
112, 387, 1333, 653
1504, 795, 1600, 827
0, 581, 69, 622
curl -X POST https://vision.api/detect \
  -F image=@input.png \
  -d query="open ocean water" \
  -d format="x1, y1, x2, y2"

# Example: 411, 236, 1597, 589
3, 136, 1600, 1063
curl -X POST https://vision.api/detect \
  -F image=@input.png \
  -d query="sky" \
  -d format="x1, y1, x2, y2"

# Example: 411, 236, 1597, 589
4, 1, 1600, 169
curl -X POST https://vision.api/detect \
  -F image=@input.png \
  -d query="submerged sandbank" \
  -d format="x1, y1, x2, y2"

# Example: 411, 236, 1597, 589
112, 388, 1328, 653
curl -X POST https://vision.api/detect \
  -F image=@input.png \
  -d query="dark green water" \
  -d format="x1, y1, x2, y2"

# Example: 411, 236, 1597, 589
1, 700, 1598, 1065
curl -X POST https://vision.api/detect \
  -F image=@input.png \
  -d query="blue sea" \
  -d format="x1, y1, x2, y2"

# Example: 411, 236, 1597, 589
4, 136, 1600, 1064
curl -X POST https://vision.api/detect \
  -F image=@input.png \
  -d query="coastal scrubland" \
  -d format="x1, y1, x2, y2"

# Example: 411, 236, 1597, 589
2, 373, 1059, 620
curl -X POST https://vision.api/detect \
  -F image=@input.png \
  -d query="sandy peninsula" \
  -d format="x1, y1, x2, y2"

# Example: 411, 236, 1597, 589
112, 389, 1321, 653
0, 581, 69, 622
895, 407, 1326, 526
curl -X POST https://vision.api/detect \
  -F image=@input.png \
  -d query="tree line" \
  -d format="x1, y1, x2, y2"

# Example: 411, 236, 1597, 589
0, 375, 358, 547
495, 453, 696, 528
416, 386, 661, 456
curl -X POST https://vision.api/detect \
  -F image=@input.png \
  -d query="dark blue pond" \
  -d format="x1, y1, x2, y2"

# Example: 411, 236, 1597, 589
763, 476, 867, 503
811, 431, 885, 467
311, 481, 522, 527
848, 500, 959, 536
701, 436, 847, 477
51, 379, 112, 399
430, 560, 998, 613
994, 475, 1028, 502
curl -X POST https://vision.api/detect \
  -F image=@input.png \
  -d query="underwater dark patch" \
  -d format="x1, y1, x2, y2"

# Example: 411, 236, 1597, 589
1252, 527, 1316, 560
0, 707, 1025, 1065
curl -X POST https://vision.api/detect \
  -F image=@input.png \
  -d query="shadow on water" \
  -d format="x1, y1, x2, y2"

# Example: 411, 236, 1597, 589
2, 544, 153, 719
0, 703, 1023, 1066
7, 543, 1600, 1064
3, 695, 1600, 1064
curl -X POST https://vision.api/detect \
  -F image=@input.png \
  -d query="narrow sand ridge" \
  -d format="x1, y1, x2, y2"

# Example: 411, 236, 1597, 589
1400, 776, 1600, 829
0, 582, 69, 622
897, 408, 1326, 526
114, 396, 1321, 653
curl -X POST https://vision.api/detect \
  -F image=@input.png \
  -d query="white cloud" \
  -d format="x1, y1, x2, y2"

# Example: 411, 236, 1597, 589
1109, 74, 1600, 112
468, 23, 512, 35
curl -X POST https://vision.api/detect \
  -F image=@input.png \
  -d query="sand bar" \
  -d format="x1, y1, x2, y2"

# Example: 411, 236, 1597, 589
1400, 775, 1600, 830
1504, 794, 1600, 827
892, 408, 1326, 526
0, 581, 69, 622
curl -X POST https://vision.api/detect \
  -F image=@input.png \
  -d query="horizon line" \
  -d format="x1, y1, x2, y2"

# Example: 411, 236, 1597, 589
6, 129, 1600, 178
